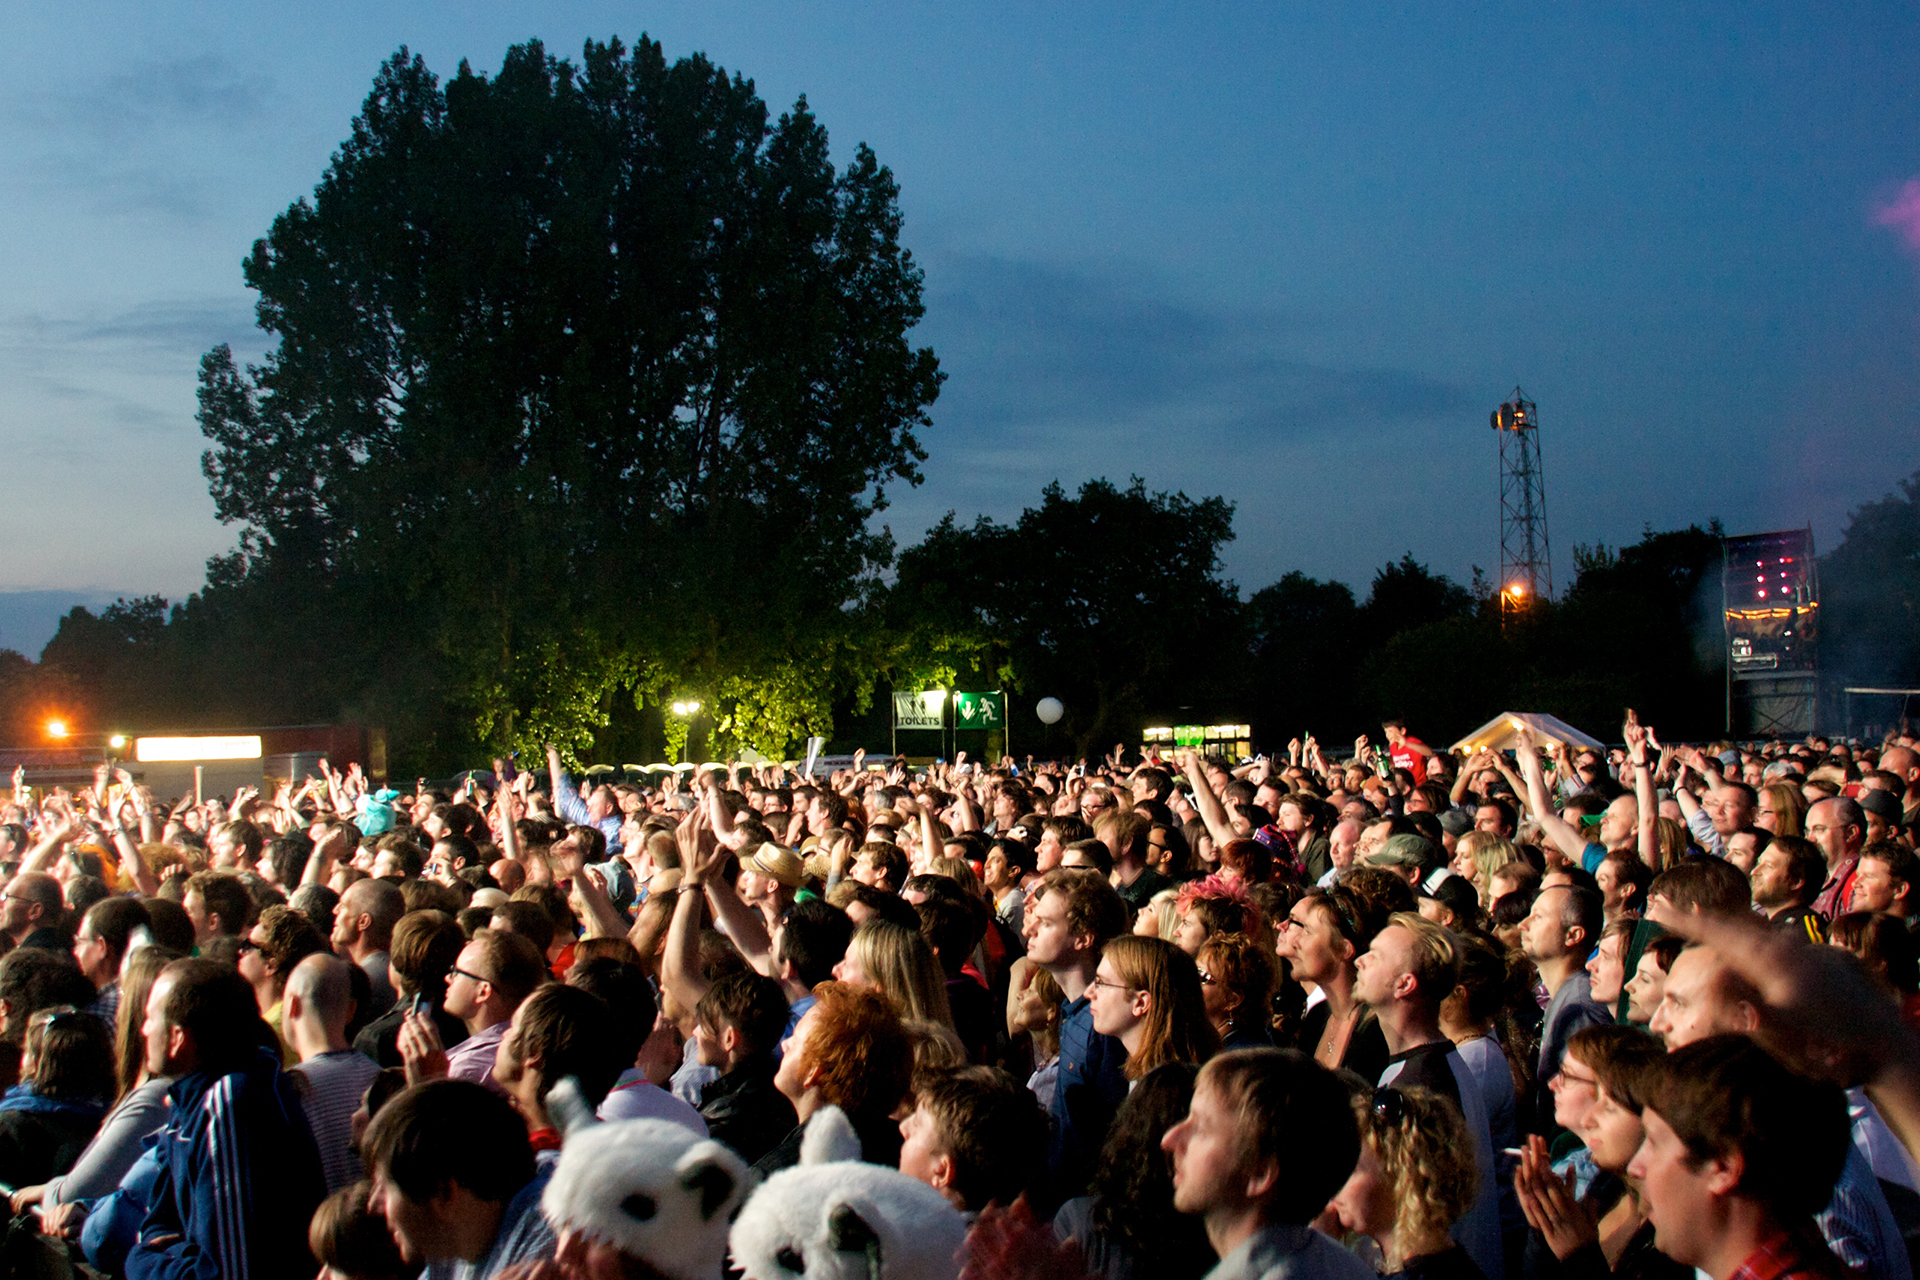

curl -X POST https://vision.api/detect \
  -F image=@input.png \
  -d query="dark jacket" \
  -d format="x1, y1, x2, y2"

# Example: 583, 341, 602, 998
126, 1048, 326, 1280
0, 1086, 105, 1186
699, 1056, 797, 1166
352, 1001, 468, 1069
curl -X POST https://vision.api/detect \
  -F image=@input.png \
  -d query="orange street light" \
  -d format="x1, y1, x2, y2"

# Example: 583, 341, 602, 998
45, 719, 69, 740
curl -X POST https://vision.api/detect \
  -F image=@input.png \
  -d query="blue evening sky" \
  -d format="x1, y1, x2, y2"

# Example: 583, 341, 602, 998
2, 1, 1917, 654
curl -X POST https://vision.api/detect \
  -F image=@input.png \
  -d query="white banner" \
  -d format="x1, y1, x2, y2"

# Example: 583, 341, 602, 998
892, 692, 944, 731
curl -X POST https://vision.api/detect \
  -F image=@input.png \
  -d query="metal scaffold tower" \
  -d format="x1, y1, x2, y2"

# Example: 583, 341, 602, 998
1491, 387, 1552, 615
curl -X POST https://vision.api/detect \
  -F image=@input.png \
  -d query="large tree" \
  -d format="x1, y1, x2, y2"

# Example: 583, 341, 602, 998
198, 37, 941, 765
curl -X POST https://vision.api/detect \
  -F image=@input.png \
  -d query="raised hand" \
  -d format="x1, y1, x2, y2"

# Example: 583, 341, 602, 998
1514, 1134, 1600, 1259
397, 1011, 450, 1085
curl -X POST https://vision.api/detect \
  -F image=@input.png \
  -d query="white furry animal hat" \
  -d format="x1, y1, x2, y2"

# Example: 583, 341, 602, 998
729, 1106, 968, 1280
541, 1114, 751, 1280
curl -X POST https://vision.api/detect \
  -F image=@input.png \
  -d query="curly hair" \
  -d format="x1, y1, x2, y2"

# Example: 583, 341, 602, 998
1197, 931, 1278, 1040
1086, 1062, 1213, 1278
799, 981, 914, 1125
1350, 1085, 1480, 1268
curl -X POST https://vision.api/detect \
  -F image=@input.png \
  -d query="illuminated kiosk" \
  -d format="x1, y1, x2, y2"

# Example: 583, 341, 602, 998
133, 735, 266, 803
1142, 724, 1254, 760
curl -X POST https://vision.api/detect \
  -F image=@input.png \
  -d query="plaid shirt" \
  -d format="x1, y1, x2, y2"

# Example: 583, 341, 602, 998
1726, 1231, 1831, 1280
88, 981, 120, 1029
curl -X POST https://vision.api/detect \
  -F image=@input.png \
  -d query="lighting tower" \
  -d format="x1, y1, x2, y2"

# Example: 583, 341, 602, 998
1491, 387, 1552, 615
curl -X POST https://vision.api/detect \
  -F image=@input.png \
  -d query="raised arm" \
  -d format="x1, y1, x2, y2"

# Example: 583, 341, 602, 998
1179, 749, 1237, 849
547, 744, 590, 826
1631, 722, 1659, 870
661, 811, 722, 1011
1513, 724, 1590, 865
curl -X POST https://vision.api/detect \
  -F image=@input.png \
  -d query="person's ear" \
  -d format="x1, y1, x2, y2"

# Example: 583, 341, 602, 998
168, 1023, 190, 1061
1243, 1154, 1280, 1202
1704, 1150, 1744, 1198
720, 1025, 742, 1057
1130, 989, 1152, 1020
930, 1151, 956, 1190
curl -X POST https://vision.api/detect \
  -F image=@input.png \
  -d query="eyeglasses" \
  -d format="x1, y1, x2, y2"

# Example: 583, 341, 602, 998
1197, 968, 1218, 986
449, 965, 490, 986
1372, 1087, 1407, 1124
1089, 976, 1136, 993
234, 939, 261, 956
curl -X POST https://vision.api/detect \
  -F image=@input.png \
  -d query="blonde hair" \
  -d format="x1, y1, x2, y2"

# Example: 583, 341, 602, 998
1456, 831, 1517, 901
1385, 911, 1462, 1008
1650, 817, 1688, 874
849, 919, 954, 1029
1093, 810, 1150, 866
1760, 782, 1807, 838
904, 1017, 968, 1083
1352, 1085, 1480, 1268
1142, 887, 1181, 940
925, 855, 985, 900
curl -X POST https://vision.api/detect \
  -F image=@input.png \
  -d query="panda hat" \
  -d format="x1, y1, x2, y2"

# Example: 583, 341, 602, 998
541, 1113, 751, 1280
729, 1106, 968, 1280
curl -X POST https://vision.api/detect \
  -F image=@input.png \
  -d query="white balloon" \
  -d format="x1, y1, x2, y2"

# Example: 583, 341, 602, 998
1035, 697, 1064, 725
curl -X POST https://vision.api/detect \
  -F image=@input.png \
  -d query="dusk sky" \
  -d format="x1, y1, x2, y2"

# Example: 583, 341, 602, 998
3, 1, 1917, 654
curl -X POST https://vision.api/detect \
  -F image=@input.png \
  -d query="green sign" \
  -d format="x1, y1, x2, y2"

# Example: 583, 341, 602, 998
1174, 724, 1205, 747
953, 691, 1006, 728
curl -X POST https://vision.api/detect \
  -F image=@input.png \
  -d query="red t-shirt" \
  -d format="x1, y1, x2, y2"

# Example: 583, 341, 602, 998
1390, 737, 1430, 785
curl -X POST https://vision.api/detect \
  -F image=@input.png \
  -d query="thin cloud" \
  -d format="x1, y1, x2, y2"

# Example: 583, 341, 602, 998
919, 251, 1470, 441
1875, 178, 1920, 255
16, 54, 274, 140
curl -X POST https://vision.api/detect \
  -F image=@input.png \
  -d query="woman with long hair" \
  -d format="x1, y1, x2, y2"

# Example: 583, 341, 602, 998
1330, 1084, 1486, 1279
1182, 818, 1218, 875
832, 918, 955, 1030
6, 946, 175, 1221
0, 1007, 114, 1188
1053, 1062, 1214, 1280
1088, 936, 1218, 1081
1279, 884, 1390, 1081
1757, 782, 1808, 838
1453, 831, 1520, 905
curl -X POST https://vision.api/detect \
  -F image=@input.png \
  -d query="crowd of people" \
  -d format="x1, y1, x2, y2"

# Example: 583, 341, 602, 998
0, 718, 1916, 1280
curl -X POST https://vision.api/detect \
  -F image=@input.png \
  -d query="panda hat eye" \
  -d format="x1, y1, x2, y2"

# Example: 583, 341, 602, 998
621, 1192, 657, 1221
775, 1245, 805, 1272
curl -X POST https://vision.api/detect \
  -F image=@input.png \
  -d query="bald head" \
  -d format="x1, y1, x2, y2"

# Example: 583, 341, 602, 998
285, 953, 357, 1056
1807, 796, 1865, 867
1882, 746, 1919, 784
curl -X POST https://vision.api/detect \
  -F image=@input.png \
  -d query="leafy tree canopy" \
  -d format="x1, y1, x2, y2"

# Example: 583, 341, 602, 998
196, 37, 942, 765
